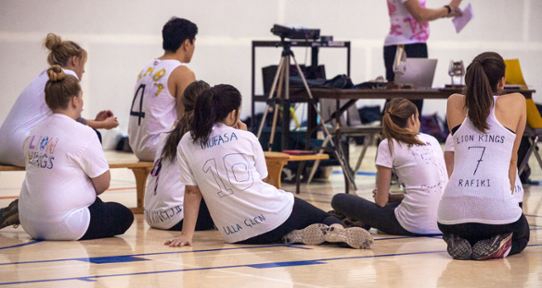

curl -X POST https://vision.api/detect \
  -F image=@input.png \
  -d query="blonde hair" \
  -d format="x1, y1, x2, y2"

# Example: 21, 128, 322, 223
43, 33, 87, 67
44, 65, 81, 110
382, 98, 425, 154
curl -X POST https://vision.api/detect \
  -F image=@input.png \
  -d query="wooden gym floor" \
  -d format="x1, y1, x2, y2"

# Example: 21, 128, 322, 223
1, 145, 541, 287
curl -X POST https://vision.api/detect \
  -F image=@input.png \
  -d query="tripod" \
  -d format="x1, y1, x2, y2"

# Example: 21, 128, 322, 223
256, 39, 356, 190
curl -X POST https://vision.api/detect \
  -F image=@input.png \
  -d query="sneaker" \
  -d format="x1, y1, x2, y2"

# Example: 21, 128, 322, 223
0, 199, 20, 229
324, 226, 374, 249
328, 210, 371, 230
472, 233, 513, 260
282, 224, 328, 245
443, 234, 472, 260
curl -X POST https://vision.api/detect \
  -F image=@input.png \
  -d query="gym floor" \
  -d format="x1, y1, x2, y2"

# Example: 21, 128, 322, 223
1, 145, 541, 287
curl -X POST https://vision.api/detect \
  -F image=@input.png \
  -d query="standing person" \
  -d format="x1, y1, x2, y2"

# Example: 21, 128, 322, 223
0, 33, 118, 167
145, 80, 215, 231
331, 98, 447, 236
164, 85, 373, 249
384, 0, 462, 114
438, 52, 529, 260
128, 17, 197, 161
17, 66, 133, 240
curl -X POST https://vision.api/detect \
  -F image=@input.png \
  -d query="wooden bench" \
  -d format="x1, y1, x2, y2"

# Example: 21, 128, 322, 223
264, 151, 329, 194
0, 152, 153, 214
1, 151, 328, 214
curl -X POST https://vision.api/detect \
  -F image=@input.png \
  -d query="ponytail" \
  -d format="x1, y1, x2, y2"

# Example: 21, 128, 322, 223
382, 98, 425, 154
161, 80, 210, 163
191, 84, 242, 145
464, 52, 505, 133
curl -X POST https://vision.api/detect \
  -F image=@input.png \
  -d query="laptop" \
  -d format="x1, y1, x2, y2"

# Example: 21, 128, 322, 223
394, 58, 438, 89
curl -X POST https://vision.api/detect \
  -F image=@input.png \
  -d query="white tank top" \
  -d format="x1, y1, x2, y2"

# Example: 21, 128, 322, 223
128, 59, 183, 161
438, 96, 523, 225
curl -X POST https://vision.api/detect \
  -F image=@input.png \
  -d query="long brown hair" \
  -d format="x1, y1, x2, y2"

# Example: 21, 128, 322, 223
161, 80, 210, 163
43, 33, 87, 67
44, 65, 81, 111
382, 98, 425, 154
464, 52, 506, 133
191, 85, 242, 145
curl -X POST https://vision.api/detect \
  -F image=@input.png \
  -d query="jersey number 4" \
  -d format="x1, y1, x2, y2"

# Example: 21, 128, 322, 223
130, 84, 146, 126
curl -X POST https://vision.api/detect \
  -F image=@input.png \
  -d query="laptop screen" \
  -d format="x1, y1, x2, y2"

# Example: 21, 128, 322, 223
394, 58, 438, 89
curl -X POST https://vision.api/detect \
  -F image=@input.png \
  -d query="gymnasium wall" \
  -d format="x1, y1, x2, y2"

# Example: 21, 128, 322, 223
1, 0, 541, 149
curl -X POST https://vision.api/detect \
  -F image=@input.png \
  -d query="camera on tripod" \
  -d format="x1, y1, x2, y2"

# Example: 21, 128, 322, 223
270, 24, 320, 40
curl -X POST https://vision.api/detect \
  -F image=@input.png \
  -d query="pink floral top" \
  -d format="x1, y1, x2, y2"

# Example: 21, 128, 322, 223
384, 0, 430, 46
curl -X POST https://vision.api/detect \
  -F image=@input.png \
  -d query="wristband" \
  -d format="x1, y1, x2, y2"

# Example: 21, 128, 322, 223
444, 5, 451, 15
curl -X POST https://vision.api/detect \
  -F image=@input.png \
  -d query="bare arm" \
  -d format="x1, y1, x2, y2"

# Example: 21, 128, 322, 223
86, 117, 119, 130
168, 66, 196, 119
403, 0, 462, 23
165, 185, 202, 247
444, 151, 455, 178
85, 110, 119, 130
508, 97, 527, 193
374, 165, 392, 207
446, 94, 467, 132
91, 170, 111, 195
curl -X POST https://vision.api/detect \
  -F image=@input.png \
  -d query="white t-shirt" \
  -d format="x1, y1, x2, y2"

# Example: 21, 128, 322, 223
128, 59, 183, 161
384, 0, 430, 46
438, 97, 523, 225
144, 132, 186, 229
0, 69, 79, 167
19, 114, 109, 240
177, 123, 294, 243
444, 133, 523, 203
376, 133, 447, 234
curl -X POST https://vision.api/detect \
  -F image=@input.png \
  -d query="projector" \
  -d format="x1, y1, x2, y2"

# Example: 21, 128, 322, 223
271, 24, 320, 40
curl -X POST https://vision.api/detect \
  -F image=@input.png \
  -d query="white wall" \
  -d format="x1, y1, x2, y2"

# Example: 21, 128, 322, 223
1, 0, 541, 149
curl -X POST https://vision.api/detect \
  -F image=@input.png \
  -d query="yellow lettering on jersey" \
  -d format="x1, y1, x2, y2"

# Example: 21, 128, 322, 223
153, 68, 166, 81
138, 71, 142, 81
144, 67, 155, 77
154, 83, 164, 96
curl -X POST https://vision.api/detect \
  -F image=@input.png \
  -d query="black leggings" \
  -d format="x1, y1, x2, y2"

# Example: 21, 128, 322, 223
79, 197, 134, 240
168, 199, 215, 231
236, 197, 341, 244
331, 193, 420, 236
438, 214, 530, 256
383, 43, 428, 115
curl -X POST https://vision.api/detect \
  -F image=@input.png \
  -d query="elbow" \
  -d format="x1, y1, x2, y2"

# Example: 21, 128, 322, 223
411, 15, 426, 23
375, 200, 387, 208
96, 183, 109, 195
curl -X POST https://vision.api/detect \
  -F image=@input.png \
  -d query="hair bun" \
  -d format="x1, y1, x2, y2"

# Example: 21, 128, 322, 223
44, 33, 63, 51
47, 65, 66, 81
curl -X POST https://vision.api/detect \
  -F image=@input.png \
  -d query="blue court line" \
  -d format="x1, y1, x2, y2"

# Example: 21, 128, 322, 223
3, 243, 542, 286
0, 250, 447, 286
0, 244, 311, 266
0, 240, 41, 250
332, 171, 377, 176
525, 214, 542, 218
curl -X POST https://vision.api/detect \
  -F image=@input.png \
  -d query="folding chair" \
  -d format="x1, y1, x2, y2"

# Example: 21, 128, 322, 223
518, 99, 542, 175
307, 99, 382, 183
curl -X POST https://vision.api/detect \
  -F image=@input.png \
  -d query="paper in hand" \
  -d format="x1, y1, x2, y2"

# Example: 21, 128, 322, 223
452, 3, 473, 33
